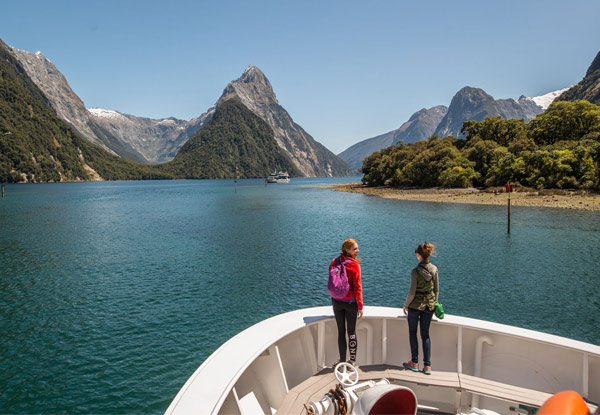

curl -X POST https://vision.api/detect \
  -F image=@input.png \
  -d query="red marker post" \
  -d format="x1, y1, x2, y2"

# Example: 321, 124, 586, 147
506, 184, 513, 234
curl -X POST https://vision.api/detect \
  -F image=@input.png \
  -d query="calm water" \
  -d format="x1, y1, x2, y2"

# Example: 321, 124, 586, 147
1, 178, 599, 414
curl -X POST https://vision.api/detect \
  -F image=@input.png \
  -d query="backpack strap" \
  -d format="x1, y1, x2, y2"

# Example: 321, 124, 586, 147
336, 257, 352, 268
415, 267, 434, 297
341, 257, 354, 291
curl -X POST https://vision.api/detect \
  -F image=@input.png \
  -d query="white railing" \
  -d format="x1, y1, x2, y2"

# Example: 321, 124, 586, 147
166, 306, 600, 415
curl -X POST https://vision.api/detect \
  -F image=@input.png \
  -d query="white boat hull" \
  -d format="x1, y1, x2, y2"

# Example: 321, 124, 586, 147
266, 171, 290, 183
166, 306, 600, 414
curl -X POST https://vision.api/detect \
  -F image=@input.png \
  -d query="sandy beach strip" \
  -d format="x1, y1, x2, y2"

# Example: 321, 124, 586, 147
311, 182, 600, 212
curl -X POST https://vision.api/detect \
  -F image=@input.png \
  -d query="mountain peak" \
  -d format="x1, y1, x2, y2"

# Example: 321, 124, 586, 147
586, 50, 600, 77
217, 66, 353, 177
454, 86, 494, 101
407, 105, 447, 123
433, 86, 543, 138
167, 99, 300, 179
240, 64, 263, 80
236, 64, 271, 89
555, 50, 600, 106
219, 65, 277, 107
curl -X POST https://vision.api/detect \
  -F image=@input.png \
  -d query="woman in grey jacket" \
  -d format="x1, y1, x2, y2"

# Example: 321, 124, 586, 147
403, 242, 439, 375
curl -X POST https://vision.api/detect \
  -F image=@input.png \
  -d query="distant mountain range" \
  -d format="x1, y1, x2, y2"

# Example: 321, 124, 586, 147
3, 37, 598, 182
338, 105, 448, 171
339, 49, 600, 173
0, 39, 170, 183
338, 86, 567, 172
1, 39, 353, 181
7, 45, 353, 177
393, 105, 449, 146
86, 107, 210, 163
432, 87, 544, 139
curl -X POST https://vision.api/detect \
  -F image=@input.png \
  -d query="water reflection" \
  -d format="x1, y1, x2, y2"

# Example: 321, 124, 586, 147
0, 178, 598, 414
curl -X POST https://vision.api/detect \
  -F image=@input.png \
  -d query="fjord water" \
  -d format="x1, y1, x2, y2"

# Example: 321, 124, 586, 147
1, 179, 598, 414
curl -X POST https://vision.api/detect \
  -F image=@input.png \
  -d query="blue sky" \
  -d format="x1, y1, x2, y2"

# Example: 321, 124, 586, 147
3, 0, 600, 154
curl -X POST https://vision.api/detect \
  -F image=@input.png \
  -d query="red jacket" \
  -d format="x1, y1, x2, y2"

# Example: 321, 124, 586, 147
329, 255, 363, 310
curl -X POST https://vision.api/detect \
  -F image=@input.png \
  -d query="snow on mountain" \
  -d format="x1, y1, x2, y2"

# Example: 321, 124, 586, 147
527, 87, 571, 110
88, 108, 182, 128
88, 107, 127, 120
157, 118, 181, 127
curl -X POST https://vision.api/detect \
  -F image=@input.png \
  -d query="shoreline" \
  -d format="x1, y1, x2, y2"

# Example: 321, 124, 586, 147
313, 182, 600, 212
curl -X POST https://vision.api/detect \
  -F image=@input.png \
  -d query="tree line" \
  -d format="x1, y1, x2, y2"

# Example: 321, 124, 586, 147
361, 100, 600, 190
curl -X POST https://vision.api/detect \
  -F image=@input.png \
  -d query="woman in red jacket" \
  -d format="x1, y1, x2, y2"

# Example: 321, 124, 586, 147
329, 238, 363, 365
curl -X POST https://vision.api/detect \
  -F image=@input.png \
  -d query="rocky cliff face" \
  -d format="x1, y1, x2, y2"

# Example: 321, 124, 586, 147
9, 45, 351, 175
433, 86, 543, 138
217, 65, 353, 177
7, 47, 102, 148
0, 39, 170, 183
9, 44, 215, 164
88, 108, 213, 163
392, 105, 448, 145
7, 46, 151, 162
555, 50, 600, 106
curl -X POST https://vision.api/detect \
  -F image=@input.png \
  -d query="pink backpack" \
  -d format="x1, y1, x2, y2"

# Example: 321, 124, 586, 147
328, 257, 352, 299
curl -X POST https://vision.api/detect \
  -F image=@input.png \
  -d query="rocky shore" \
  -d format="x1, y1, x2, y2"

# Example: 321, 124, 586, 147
315, 183, 600, 212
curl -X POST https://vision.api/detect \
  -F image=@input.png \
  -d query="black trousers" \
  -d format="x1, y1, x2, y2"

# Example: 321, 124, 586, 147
332, 298, 358, 362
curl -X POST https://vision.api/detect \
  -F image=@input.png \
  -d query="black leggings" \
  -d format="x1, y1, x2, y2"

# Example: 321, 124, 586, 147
332, 298, 358, 362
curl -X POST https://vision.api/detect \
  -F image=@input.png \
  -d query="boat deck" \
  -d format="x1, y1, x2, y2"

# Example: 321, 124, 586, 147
277, 364, 599, 415
278, 364, 459, 415
166, 307, 600, 415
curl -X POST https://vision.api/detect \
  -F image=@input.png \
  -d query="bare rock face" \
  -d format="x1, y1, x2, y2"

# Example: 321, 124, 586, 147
392, 105, 448, 145
217, 65, 353, 177
9, 48, 351, 175
87, 108, 213, 163
8, 47, 118, 155
8, 45, 213, 164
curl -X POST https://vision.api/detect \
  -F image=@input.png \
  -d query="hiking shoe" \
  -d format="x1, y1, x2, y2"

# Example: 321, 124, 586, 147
403, 361, 419, 372
422, 365, 432, 375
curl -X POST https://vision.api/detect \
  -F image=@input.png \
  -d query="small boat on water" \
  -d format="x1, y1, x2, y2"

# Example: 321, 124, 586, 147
165, 306, 600, 415
266, 171, 290, 183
